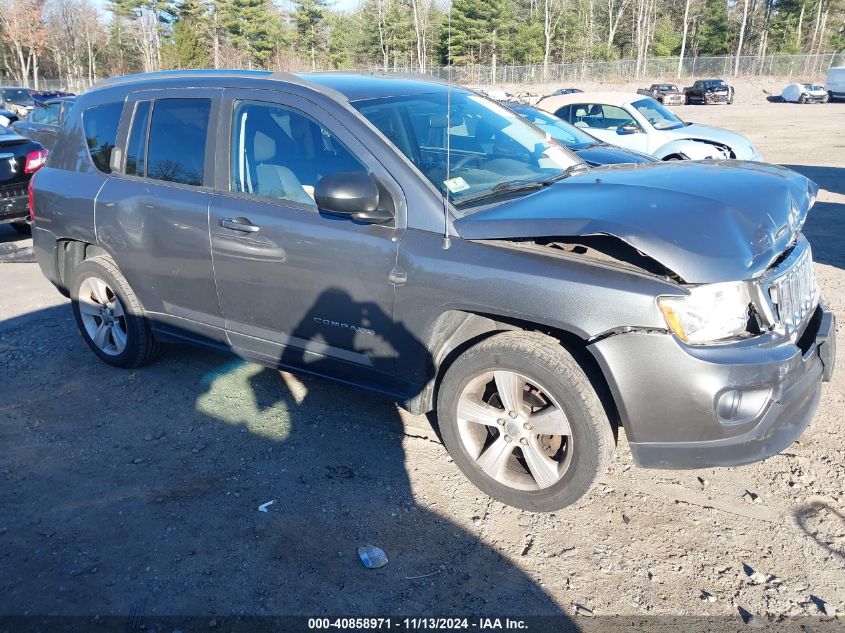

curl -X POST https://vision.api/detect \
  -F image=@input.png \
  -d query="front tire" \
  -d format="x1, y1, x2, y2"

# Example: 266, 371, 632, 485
70, 255, 161, 368
799, 94, 807, 104
436, 331, 614, 511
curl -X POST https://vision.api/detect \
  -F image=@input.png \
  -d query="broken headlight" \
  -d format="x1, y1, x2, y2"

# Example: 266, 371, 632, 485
657, 281, 754, 344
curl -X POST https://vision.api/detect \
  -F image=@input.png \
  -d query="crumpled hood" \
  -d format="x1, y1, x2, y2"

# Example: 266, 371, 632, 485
669, 123, 757, 159
454, 161, 817, 284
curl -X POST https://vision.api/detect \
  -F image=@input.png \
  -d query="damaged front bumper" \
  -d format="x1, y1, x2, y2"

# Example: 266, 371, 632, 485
588, 303, 836, 469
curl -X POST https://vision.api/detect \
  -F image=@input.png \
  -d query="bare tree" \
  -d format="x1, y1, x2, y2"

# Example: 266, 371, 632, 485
0, 0, 48, 87
733, 0, 750, 75
543, 0, 566, 79
677, 0, 692, 77
409, 0, 431, 72
606, 0, 630, 49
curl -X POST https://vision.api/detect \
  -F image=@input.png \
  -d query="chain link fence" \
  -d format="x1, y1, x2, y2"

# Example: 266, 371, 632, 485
2, 52, 844, 92
404, 52, 845, 85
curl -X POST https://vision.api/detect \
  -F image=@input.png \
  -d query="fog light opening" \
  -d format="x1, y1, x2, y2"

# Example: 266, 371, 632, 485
716, 387, 771, 426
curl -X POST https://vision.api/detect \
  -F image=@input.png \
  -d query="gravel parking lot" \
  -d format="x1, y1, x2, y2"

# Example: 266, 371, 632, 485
0, 95, 843, 630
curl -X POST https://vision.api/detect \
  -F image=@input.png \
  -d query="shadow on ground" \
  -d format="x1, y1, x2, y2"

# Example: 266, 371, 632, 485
0, 301, 572, 627
784, 164, 845, 270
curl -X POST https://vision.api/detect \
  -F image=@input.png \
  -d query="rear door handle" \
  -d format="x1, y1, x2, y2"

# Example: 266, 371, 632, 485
219, 217, 260, 233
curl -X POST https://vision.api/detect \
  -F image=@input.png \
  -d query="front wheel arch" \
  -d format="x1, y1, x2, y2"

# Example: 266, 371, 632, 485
416, 310, 622, 436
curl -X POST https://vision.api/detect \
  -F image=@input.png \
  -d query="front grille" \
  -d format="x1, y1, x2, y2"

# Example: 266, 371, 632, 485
764, 242, 819, 337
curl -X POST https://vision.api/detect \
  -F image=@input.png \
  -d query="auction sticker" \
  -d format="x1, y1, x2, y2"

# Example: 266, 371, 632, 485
444, 177, 470, 193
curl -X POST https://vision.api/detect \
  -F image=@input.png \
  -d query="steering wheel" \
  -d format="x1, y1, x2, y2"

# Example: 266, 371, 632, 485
452, 154, 484, 170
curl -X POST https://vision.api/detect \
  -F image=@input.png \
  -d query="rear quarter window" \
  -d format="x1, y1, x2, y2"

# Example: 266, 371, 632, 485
82, 102, 123, 173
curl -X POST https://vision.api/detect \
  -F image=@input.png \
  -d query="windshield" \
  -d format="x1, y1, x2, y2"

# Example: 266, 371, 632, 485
703, 81, 728, 90
802, 83, 823, 90
508, 105, 596, 149
632, 98, 685, 130
354, 91, 582, 211
2, 89, 31, 102
657, 84, 678, 92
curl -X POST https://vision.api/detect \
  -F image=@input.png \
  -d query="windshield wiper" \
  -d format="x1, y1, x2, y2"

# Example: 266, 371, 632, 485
455, 164, 589, 207
455, 180, 546, 206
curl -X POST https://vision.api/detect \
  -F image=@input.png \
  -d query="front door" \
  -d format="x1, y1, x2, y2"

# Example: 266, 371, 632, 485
568, 103, 650, 153
209, 90, 404, 389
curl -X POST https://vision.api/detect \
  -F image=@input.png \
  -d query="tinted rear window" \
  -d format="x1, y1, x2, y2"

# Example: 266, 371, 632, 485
83, 102, 123, 173
146, 98, 210, 186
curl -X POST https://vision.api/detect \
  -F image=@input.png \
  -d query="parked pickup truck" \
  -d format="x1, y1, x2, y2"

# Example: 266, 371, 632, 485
636, 83, 686, 106
31, 70, 836, 511
684, 79, 735, 104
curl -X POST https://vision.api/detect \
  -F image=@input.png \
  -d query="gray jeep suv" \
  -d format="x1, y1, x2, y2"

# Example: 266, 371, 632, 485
31, 70, 836, 511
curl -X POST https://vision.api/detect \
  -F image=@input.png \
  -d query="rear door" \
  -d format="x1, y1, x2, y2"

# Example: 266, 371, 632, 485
95, 88, 225, 343
208, 89, 404, 388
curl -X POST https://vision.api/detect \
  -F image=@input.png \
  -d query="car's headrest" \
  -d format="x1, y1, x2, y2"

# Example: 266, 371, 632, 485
254, 130, 276, 163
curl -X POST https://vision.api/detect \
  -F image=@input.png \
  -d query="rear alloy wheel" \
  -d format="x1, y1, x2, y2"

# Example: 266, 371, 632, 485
437, 331, 614, 511
70, 255, 161, 368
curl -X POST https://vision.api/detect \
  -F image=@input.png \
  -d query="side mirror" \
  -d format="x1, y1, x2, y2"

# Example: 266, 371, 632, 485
619, 123, 639, 135
315, 171, 392, 224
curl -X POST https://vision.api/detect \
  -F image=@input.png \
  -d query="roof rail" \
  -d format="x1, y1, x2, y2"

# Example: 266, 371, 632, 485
91, 69, 303, 90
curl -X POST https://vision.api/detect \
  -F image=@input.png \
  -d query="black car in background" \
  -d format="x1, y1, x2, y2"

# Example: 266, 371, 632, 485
1, 123, 47, 233
31, 90, 75, 102
12, 96, 75, 150
504, 102, 657, 166
546, 87, 583, 96
683, 79, 735, 104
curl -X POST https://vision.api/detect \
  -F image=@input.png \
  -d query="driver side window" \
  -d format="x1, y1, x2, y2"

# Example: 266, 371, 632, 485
577, 104, 636, 131
231, 101, 367, 209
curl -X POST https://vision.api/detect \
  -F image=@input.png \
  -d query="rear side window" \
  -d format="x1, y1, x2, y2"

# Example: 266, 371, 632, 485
31, 104, 61, 125
125, 101, 151, 177
83, 102, 123, 173
146, 98, 210, 186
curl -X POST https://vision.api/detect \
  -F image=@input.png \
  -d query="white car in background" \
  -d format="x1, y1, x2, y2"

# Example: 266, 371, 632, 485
782, 82, 829, 104
537, 92, 762, 161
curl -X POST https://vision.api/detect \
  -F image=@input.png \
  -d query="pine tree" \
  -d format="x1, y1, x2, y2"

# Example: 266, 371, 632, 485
295, 0, 329, 70
225, 0, 280, 67
162, 0, 211, 68
450, 0, 507, 70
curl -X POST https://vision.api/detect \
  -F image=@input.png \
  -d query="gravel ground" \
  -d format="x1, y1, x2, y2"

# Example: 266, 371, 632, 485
0, 94, 842, 630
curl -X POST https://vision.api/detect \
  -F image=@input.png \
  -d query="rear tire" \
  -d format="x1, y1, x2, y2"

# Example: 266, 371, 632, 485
436, 331, 614, 512
70, 255, 162, 368
10, 221, 31, 235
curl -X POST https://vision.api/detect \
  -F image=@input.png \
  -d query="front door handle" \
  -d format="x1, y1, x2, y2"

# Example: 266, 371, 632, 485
219, 217, 260, 233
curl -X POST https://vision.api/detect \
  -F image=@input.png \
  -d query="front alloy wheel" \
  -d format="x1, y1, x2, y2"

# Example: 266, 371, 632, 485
437, 331, 615, 511
456, 371, 573, 491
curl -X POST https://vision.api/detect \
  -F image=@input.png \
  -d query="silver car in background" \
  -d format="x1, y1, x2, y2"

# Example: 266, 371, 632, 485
538, 92, 762, 161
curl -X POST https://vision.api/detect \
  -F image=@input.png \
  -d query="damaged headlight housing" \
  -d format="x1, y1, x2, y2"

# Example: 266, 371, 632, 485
657, 281, 753, 344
